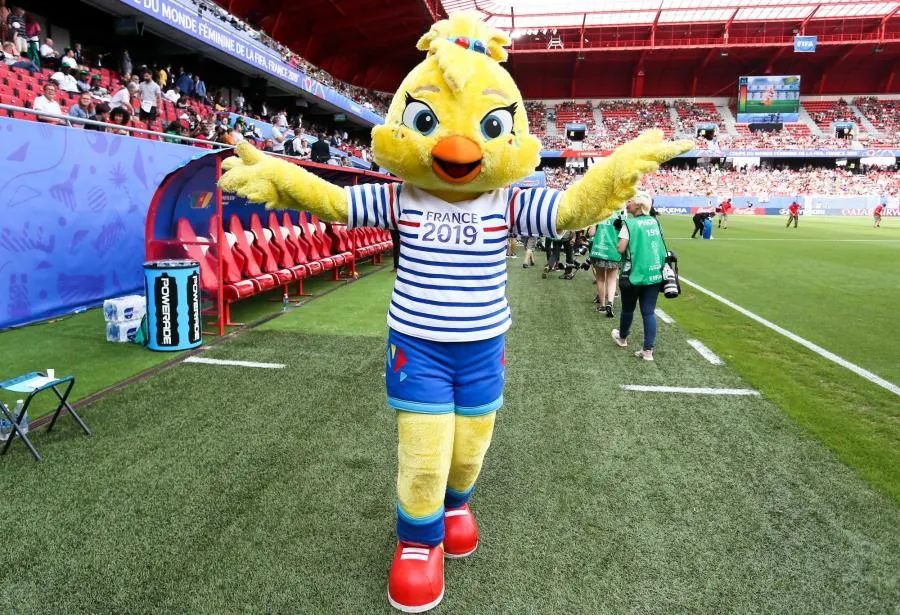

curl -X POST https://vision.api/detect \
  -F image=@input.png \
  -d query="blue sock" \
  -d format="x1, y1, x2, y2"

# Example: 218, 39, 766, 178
396, 504, 444, 546
445, 484, 475, 509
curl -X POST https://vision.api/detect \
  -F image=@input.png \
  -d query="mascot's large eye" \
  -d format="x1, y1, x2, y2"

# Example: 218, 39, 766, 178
402, 98, 439, 136
480, 107, 515, 140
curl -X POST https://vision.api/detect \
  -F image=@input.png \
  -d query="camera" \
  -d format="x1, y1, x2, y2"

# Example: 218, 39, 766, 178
661, 251, 680, 299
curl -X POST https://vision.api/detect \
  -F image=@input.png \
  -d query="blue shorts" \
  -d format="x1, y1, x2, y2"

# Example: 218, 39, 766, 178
385, 328, 505, 416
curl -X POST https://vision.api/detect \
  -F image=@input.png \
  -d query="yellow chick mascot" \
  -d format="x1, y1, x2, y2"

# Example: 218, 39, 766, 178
219, 12, 692, 613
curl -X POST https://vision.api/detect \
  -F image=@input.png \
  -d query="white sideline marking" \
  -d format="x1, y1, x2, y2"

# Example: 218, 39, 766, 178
183, 357, 286, 369
621, 385, 759, 396
680, 276, 900, 397
655, 308, 674, 324
687, 339, 724, 365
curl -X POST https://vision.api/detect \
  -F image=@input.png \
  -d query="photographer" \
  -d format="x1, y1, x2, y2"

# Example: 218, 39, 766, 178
589, 212, 623, 317
611, 193, 668, 361
542, 230, 575, 280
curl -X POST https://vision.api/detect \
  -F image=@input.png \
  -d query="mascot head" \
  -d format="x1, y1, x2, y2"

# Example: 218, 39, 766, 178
371, 12, 541, 195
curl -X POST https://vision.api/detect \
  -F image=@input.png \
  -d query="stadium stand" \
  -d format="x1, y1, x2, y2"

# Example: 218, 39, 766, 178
598, 100, 674, 142
803, 99, 855, 132
674, 100, 722, 133
853, 97, 900, 146
554, 101, 595, 133
525, 100, 547, 138
644, 166, 899, 198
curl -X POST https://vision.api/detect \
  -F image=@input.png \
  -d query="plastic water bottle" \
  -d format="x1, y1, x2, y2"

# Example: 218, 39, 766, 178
0, 407, 10, 442
15, 400, 27, 436
282, 293, 289, 312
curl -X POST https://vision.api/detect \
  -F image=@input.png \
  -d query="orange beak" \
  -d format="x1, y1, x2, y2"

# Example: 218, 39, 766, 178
431, 136, 483, 184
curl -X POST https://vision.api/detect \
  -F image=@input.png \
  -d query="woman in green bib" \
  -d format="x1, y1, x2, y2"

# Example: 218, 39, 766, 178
611, 193, 667, 361
589, 212, 623, 317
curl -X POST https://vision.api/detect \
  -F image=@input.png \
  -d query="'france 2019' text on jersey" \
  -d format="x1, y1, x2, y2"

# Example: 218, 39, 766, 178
346, 183, 563, 342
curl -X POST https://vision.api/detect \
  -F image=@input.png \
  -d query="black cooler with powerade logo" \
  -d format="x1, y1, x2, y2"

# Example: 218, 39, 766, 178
143, 259, 202, 351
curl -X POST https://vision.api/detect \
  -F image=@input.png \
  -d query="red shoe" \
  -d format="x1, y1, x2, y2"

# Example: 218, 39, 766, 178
444, 504, 478, 558
387, 542, 445, 613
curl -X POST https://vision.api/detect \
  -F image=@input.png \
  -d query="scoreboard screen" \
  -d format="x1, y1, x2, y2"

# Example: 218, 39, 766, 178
737, 75, 801, 123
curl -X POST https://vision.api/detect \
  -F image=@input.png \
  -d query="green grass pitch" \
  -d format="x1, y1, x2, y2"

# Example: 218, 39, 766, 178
0, 216, 897, 613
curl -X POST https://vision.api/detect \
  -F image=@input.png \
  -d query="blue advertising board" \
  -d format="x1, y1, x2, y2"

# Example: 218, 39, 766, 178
794, 35, 818, 52
118, 0, 384, 126
539, 148, 900, 159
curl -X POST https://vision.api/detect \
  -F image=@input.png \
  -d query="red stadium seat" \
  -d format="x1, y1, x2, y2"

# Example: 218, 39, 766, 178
208, 215, 278, 294
281, 212, 324, 278
246, 213, 295, 285
176, 218, 257, 327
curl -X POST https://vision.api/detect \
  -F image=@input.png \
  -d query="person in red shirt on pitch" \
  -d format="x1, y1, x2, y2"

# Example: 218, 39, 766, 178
718, 198, 733, 229
873, 203, 884, 228
787, 200, 801, 229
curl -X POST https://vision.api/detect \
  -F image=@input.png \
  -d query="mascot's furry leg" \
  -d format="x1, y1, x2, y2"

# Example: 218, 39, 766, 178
444, 413, 496, 557
390, 411, 497, 611
390, 412, 454, 612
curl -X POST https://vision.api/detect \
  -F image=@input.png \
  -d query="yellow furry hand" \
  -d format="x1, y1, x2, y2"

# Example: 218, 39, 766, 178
556, 129, 694, 231
218, 142, 348, 222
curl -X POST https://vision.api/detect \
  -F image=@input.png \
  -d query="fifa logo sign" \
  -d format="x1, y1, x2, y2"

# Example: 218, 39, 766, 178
794, 36, 817, 53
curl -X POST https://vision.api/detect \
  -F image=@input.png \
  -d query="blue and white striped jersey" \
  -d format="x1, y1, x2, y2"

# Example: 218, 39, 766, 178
346, 183, 564, 342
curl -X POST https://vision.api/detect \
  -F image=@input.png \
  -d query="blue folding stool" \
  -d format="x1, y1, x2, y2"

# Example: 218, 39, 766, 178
0, 372, 92, 461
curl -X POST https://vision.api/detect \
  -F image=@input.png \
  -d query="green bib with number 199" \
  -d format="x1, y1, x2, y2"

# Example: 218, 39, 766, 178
624, 216, 667, 285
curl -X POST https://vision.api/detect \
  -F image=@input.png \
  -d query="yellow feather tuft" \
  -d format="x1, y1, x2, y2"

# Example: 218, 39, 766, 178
417, 11, 510, 63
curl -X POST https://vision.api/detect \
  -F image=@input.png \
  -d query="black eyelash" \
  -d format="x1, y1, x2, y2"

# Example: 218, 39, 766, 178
484, 103, 519, 135
405, 92, 415, 105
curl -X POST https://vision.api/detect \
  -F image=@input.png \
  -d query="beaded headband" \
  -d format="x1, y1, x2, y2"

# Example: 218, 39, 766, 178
447, 36, 491, 57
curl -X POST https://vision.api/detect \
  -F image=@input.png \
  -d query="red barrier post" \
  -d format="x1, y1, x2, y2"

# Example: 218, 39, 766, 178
215, 155, 225, 337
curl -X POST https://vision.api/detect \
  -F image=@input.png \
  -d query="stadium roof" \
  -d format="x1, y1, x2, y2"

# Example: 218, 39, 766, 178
441, 0, 900, 29
227, 0, 900, 98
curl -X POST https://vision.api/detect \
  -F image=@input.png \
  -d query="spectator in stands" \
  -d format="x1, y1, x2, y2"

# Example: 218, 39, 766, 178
294, 137, 311, 160
137, 69, 161, 123
192, 74, 207, 103
39, 37, 57, 68
75, 68, 91, 93
32, 81, 63, 124
175, 68, 193, 97
7, 6, 25, 54
163, 119, 185, 143
157, 63, 168, 89
60, 47, 77, 70
72, 43, 83, 65
234, 90, 244, 112
119, 49, 131, 78
86, 101, 110, 131
0, 1, 8, 44
270, 114, 287, 154
108, 79, 133, 114
164, 85, 180, 104
50, 67, 80, 93
89, 74, 107, 97
311, 132, 331, 163
108, 106, 130, 135
23, 11, 38, 66
68, 91, 94, 124
1, 39, 36, 72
